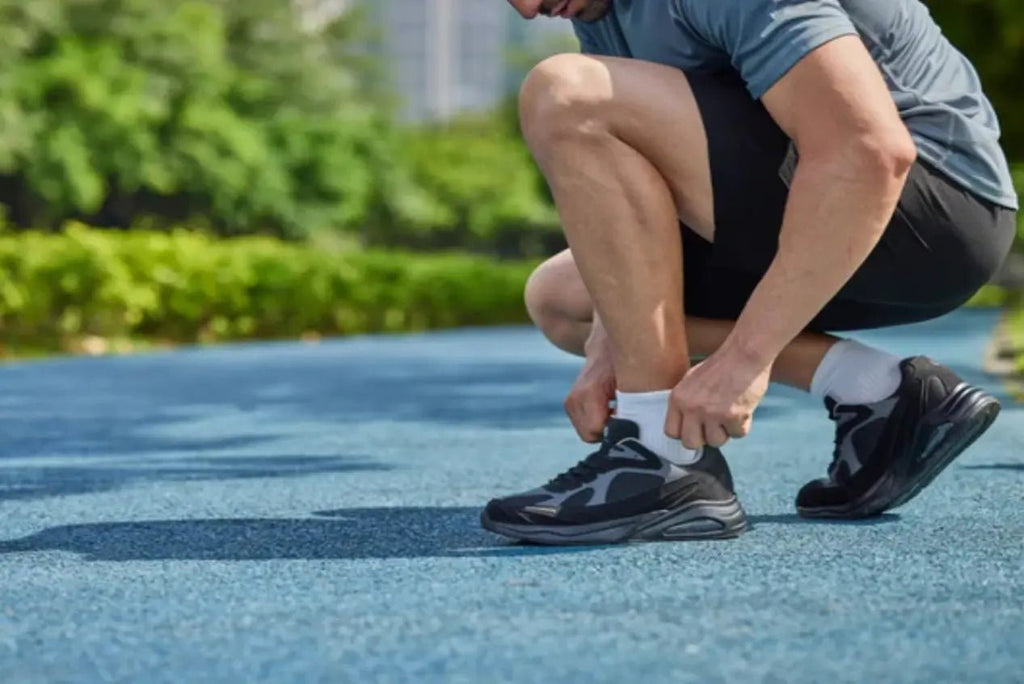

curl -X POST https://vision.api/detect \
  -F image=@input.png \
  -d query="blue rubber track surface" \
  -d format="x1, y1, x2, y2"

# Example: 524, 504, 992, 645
0, 309, 1021, 683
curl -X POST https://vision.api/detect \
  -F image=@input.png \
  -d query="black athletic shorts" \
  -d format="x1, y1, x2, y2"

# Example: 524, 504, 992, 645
682, 70, 1018, 332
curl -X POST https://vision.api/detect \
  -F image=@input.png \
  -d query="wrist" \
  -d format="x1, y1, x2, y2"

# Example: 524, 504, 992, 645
719, 330, 776, 371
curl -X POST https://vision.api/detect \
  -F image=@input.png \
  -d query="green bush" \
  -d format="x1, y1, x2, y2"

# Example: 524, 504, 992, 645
1016, 165, 1024, 243
0, 0, 393, 238
927, 0, 1024, 160
0, 224, 537, 355
367, 110, 562, 258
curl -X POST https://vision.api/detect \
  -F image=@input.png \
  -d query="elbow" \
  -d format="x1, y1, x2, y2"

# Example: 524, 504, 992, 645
869, 129, 917, 180
849, 128, 917, 184
805, 127, 917, 185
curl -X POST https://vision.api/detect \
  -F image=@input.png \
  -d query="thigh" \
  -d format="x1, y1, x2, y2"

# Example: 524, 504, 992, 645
685, 69, 793, 275
682, 69, 1017, 315
525, 54, 717, 238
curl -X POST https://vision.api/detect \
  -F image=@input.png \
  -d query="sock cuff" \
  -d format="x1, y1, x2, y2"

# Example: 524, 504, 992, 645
613, 389, 698, 466
810, 338, 902, 405
615, 389, 672, 412
809, 341, 847, 399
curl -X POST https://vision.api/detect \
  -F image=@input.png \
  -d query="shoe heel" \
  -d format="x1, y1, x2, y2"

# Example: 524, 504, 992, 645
890, 385, 1001, 510
917, 385, 1000, 458
940, 384, 1000, 419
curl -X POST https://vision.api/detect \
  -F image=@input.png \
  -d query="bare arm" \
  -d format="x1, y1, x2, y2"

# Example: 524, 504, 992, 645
720, 36, 917, 366
561, 311, 617, 443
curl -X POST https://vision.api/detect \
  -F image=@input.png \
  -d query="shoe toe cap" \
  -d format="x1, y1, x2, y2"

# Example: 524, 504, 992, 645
795, 477, 851, 510
482, 492, 551, 526
482, 498, 519, 526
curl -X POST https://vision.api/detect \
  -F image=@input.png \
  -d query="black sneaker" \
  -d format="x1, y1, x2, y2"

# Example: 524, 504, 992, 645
796, 356, 1001, 518
481, 418, 747, 545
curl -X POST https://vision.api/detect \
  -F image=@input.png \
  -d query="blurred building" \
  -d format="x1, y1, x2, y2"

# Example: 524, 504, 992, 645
300, 0, 577, 121
379, 0, 502, 120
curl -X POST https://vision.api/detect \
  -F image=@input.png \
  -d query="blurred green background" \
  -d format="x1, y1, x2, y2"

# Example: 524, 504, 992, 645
0, 0, 1020, 363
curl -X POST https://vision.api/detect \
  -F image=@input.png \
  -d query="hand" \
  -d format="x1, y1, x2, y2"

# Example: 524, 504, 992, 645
664, 348, 772, 450
564, 348, 616, 443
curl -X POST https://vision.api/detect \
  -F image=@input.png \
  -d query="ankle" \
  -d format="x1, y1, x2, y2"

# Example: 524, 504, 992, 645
614, 360, 688, 393
810, 339, 902, 405
615, 389, 700, 465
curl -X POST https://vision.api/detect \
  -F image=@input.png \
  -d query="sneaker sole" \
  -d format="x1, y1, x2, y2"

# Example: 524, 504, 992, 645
480, 497, 748, 545
798, 383, 1001, 519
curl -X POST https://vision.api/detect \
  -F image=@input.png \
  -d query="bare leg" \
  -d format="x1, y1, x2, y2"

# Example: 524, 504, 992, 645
525, 249, 837, 391
519, 55, 717, 393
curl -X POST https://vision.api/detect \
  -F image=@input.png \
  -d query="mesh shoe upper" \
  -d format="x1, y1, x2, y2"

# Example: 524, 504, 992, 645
825, 394, 900, 484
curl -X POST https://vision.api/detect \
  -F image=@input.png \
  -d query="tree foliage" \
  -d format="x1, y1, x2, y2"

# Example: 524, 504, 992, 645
927, 0, 1024, 158
367, 108, 561, 257
0, 0, 392, 237
0, 0, 1018, 253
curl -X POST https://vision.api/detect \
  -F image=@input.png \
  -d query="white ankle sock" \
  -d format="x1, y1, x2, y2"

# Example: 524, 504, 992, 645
810, 339, 902, 405
614, 389, 700, 465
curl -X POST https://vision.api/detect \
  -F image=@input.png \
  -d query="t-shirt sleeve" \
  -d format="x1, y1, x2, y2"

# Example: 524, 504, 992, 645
685, 0, 859, 99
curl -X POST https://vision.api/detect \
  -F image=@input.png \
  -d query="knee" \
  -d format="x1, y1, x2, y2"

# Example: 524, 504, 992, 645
523, 259, 562, 328
518, 53, 612, 153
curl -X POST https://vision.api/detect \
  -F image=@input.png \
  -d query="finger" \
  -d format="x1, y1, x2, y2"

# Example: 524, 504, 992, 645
569, 408, 601, 443
703, 421, 730, 449
680, 412, 706, 451
585, 397, 611, 442
571, 414, 601, 443
725, 413, 752, 439
564, 397, 589, 442
567, 395, 606, 443
664, 403, 682, 439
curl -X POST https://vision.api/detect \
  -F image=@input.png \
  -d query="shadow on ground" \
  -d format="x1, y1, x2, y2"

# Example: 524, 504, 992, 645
0, 455, 388, 502
0, 507, 911, 562
960, 463, 1024, 472
0, 320, 1013, 504
0, 507, 529, 561
0, 334, 817, 462
0, 336, 585, 501
748, 513, 901, 526
0, 356, 583, 462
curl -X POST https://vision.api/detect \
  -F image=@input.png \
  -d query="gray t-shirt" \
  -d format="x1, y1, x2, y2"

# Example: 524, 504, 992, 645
573, 0, 1018, 210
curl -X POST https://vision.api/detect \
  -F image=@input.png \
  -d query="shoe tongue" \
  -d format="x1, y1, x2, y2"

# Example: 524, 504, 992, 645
604, 417, 640, 444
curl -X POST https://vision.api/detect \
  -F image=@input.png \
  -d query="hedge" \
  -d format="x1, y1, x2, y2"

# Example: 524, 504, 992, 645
0, 224, 537, 355
0, 214, 1020, 358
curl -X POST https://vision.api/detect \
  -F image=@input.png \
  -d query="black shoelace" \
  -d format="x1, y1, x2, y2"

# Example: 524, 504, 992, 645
546, 441, 628, 490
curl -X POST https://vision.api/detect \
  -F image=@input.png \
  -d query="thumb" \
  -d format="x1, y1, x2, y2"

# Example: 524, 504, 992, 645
664, 398, 682, 439
579, 390, 612, 443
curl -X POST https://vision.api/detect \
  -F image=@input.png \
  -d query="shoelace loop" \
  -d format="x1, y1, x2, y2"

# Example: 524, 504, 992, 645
546, 443, 629, 489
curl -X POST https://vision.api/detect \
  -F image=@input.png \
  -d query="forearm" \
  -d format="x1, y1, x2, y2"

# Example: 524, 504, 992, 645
723, 146, 913, 365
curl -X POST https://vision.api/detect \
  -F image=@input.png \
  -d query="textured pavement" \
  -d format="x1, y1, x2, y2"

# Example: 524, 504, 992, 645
0, 309, 1021, 683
